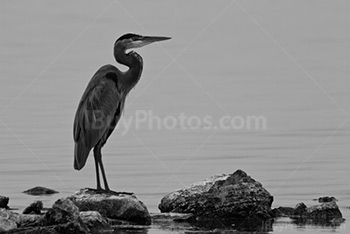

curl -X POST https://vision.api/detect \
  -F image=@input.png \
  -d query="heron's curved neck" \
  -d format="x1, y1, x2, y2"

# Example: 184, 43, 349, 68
114, 46, 143, 94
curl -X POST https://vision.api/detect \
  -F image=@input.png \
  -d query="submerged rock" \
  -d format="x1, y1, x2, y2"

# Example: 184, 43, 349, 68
23, 201, 43, 214
0, 196, 9, 209
68, 188, 151, 225
23, 186, 59, 196
159, 169, 274, 221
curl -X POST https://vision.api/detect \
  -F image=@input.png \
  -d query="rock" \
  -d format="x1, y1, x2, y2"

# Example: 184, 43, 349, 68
36, 198, 81, 226
0, 196, 9, 209
5, 199, 89, 234
68, 188, 151, 225
0, 218, 17, 232
291, 201, 343, 220
6, 222, 88, 234
305, 201, 342, 220
0, 209, 19, 232
293, 202, 307, 217
272, 198, 343, 223
0, 208, 42, 230
23, 186, 59, 196
271, 207, 294, 217
18, 214, 42, 227
23, 201, 43, 214
317, 196, 338, 203
79, 211, 112, 233
159, 169, 274, 220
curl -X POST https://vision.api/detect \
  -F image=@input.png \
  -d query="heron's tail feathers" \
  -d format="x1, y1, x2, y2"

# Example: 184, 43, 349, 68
74, 141, 91, 170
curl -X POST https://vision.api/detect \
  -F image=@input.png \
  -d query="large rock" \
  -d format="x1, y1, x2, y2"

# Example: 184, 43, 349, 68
159, 169, 274, 220
68, 188, 151, 225
23, 186, 59, 196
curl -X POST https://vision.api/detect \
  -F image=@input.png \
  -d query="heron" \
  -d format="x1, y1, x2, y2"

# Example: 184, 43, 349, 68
73, 33, 170, 192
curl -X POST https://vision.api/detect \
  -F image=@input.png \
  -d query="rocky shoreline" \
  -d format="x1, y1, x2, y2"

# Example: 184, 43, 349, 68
0, 169, 345, 233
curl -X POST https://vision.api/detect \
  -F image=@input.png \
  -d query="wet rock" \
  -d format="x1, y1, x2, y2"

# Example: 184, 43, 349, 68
23, 201, 43, 214
0, 196, 9, 209
23, 186, 59, 196
272, 197, 343, 223
316, 196, 338, 203
304, 201, 342, 220
291, 200, 343, 220
159, 169, 274, 220
14, 198, 89, 234
293, 202, 307, 217
80, 211, 112, 233
36, 198, 81, 226
68, 188, 151, 225
271, 206, 294, 217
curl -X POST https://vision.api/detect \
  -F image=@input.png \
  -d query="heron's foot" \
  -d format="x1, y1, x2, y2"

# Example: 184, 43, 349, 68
94, 187, 134, 196
106, 190, 134, 196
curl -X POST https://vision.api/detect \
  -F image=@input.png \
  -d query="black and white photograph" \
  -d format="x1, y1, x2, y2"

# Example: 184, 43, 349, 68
0, 1, 349, 233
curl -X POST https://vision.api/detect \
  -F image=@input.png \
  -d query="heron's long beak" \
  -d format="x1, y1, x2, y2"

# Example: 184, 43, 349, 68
143, 36, 171, 43
133, 36, 171, 48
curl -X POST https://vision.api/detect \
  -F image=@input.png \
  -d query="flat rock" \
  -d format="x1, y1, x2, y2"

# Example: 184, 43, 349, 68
68, 188, 151, 225
23, 186, 59, 196
0, 196, 9, 209
159, 169, 274, 220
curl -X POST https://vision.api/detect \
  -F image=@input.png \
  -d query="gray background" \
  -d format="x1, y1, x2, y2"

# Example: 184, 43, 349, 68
1, 1, 349, 233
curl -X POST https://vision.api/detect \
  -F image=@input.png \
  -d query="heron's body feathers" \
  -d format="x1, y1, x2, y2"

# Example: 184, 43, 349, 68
73, 66, 124, 170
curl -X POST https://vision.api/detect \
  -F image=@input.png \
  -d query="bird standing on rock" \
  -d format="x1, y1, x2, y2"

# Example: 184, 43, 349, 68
73, 33, 171, 192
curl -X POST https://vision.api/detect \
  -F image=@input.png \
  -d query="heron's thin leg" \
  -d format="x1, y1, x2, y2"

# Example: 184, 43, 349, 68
93, 147, 102, 190
94, 146, 110, 191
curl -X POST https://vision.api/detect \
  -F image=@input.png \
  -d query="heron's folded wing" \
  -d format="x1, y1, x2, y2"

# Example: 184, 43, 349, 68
73, 77, 121, 149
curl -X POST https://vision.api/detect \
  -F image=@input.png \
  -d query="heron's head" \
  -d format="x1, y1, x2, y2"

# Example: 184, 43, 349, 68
114, 33, 171, 51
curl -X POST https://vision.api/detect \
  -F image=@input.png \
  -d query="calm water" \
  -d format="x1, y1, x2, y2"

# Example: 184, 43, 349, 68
1, 1, 349, 233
